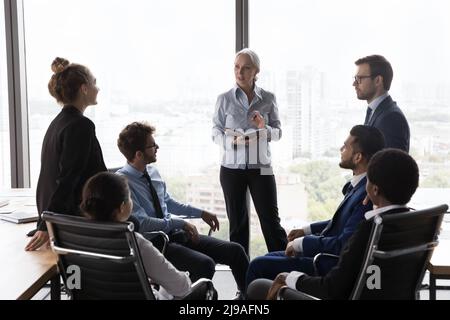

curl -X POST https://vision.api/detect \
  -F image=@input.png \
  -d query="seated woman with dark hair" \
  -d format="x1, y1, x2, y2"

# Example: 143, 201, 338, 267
80, 172, 214, 300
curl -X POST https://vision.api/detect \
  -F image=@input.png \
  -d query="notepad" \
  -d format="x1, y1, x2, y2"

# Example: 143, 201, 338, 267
225, 128, 265, 138
0, 209, 39, 224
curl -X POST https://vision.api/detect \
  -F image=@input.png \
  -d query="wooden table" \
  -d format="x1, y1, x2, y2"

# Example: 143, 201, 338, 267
428, 239, 450, 300
0, 216, 59, 300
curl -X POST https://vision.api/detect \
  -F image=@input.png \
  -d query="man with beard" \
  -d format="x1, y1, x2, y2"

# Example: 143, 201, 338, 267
116, 122, 249, 299
245, 125, 385, 290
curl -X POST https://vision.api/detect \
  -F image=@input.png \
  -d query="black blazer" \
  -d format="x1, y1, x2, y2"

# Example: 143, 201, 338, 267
366, 96, 410, 152
36, 106, 107, 230
295, 208, 413, 299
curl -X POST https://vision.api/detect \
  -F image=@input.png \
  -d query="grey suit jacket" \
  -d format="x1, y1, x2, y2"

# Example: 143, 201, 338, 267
366, 96, 410, 152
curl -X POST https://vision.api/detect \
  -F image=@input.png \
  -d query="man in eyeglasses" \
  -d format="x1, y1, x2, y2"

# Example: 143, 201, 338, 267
353, 55, 410, 152
116, 121, 249, 299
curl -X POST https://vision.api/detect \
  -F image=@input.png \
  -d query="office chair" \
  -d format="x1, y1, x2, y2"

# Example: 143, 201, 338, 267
278, 204, 448, 300
43, 211, 215, 300
107, 167, 122, 173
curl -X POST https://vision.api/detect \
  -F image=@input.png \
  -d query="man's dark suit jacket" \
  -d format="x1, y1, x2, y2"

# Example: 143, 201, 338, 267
303, 177, 372, 269
295, 208, 413, 299
36, 106, 106, 230
366, 96, 410, 152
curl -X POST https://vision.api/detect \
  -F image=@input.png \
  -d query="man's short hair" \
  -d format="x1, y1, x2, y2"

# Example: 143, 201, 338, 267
367, 149, 419, 204
350, 125, 385, 162
355, 55, 393, 91
117, 122, 155, 162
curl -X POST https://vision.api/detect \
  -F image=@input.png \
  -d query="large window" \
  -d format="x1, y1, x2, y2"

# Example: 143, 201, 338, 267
22, 0, 240, 259
23, 0, 238, 254
0, 0, 11, 188
5, 0, 446, 258
250, 0, 450, 229
23, 0, 234, 186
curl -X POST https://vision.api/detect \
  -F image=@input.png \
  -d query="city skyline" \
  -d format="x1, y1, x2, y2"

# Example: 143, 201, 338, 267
2, 0, 450, 223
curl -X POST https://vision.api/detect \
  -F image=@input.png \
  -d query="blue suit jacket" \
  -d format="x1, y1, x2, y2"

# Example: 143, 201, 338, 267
302, 177, 372, 265
366, 96, 410, 152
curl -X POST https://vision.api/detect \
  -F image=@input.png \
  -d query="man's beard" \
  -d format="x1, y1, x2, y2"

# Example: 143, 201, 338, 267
144, 153, 156, 164
339, 159, 356, 170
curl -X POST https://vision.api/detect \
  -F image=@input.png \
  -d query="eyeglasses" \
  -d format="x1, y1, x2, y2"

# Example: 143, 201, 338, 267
145, 143, 158, 149
353, 75, 373, 84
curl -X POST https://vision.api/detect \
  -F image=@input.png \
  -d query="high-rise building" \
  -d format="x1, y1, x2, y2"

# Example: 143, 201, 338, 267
286, 67, 330, 159
186, 167, 308, 224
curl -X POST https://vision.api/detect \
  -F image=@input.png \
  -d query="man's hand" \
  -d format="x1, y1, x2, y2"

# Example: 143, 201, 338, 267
183, 221, 200, 243
201, 211, 220, 232
25, 231, 50, 251
287, 228, 305, 241
266, 272, 288, 300
362, 195, 377, 209
285, 241, 296, 257
363, 195, 369, 205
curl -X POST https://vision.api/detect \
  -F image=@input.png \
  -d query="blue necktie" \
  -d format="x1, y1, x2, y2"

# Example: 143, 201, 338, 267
364, 107, 372, 125
345, 183, 353, 196
341, 181, 353, 196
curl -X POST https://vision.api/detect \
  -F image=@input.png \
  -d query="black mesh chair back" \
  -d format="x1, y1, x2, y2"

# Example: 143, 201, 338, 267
279, 204, 448, 300
43, 211, 155, 300
351, 204, 447, 300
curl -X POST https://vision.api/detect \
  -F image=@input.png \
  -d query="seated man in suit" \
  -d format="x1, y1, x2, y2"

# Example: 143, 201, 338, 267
247, 148, 420, 300
354, 54, 410, 152
245, 125, 385, 289
116, 121, 249, 298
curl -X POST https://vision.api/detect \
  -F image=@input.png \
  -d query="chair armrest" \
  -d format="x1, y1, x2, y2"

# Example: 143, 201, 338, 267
181, 278, 217, 300
143, 231, 169, 255
278, 286, 320, 300
313, 252, 339, 276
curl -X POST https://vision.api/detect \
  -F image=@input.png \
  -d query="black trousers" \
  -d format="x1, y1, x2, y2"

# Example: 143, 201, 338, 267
164, 234, 249, 292
219, 166, 287, 255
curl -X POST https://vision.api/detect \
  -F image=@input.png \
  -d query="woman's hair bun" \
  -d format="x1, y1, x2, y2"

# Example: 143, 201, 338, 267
51, 57, 70, 74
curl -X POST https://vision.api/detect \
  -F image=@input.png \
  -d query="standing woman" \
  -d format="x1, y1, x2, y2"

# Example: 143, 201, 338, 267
25, 57, 107, 251
212, 49, 287, 255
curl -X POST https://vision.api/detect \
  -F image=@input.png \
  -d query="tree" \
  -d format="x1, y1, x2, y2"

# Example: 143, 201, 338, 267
250, 236, 269, 260
165, 176, 188, 201
421, 171, 450, 188
290, 160, 344, 221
